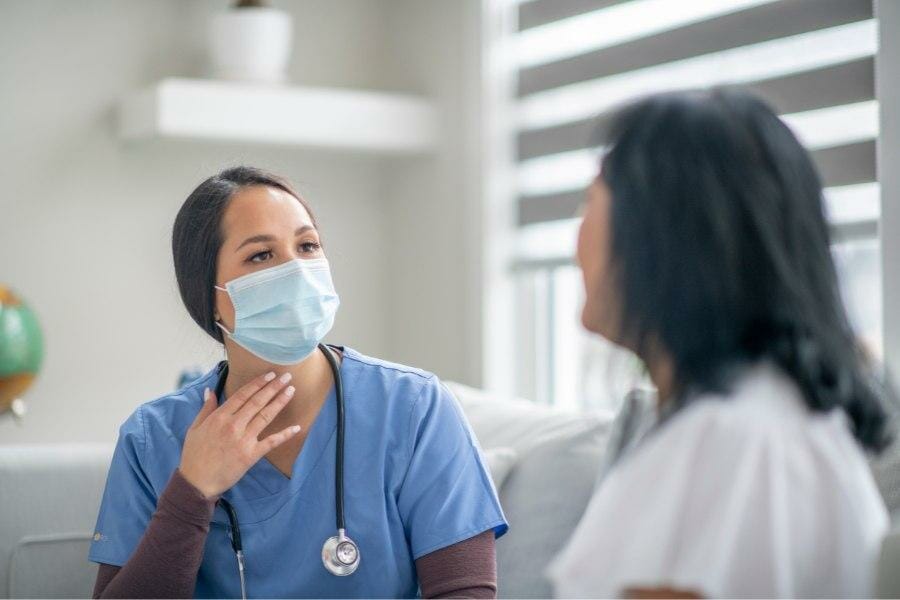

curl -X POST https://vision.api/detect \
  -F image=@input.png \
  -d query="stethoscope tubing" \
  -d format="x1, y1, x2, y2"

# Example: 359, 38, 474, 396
320, 344, 346, 532
211, 343, 354, 598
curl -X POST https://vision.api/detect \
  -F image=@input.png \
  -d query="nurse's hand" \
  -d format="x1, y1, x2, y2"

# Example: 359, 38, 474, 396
178, 371, 301, 499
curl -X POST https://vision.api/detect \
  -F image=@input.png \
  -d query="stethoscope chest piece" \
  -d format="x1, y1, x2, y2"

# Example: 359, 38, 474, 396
322, 529, 360, 576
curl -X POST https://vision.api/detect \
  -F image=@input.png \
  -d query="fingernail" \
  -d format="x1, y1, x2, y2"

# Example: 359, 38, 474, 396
292, 425, 301, 433
203, 387, 210, 402
264, 372, 276, 382
285, 385, 296, 397
279, 372, 292, 383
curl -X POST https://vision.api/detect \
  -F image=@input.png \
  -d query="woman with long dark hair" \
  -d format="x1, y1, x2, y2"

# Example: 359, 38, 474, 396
548, 88, 893, 597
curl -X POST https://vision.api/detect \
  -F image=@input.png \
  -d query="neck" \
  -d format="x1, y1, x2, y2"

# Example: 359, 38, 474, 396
222, 343, 335, 422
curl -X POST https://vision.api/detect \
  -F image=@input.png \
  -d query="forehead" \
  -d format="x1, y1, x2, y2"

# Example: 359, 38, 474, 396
220, 185, 314, 239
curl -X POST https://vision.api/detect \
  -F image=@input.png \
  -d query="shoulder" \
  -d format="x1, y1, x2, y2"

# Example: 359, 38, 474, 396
654, 362, 833, 448
342, 347, 468, 436
611, 361, 882, 508
342, 346, 451, 409
105, 366, 221, 496
343, 346, 435, 383
118, 365, 221, 454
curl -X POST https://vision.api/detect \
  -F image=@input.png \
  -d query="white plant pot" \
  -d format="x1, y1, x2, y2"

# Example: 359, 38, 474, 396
209, 7, 293, 84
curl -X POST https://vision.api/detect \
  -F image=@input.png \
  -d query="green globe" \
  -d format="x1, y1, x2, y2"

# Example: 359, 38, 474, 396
0, 285, 43, 415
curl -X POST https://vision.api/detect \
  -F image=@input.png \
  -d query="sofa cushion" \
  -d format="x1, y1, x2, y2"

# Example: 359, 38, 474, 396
0, 444, 113, 599
482, 447, 518, 490
8, 534, 95, 598
444, 382, 613, 599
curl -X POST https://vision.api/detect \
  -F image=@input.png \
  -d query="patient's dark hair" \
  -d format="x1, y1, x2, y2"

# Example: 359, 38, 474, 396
172, 166, 317, 343
598, 87, 893, 451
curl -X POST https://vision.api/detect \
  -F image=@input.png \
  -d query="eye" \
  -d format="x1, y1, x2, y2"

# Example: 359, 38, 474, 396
248, 250, 273, 263
299, 241, 321, 254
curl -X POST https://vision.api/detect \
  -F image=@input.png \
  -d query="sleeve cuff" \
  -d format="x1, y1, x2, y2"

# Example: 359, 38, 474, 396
158, 468, 218, 526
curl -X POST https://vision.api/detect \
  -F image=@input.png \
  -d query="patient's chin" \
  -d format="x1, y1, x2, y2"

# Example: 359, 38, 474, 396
581, 303, 617, 342
580, 304, 599, 334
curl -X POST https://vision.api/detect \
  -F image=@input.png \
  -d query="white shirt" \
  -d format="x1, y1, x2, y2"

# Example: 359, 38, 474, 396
548, 362, 889, 598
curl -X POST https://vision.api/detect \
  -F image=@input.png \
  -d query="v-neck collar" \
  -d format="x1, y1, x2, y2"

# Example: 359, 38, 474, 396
247, 384, 336, 492
208, 348, 357, 524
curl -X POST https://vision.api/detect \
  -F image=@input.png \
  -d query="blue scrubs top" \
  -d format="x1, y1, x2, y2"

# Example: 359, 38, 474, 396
88, 347, 508, 598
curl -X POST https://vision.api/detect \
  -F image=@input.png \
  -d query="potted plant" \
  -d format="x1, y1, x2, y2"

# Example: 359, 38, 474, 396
209, 0, 293, 84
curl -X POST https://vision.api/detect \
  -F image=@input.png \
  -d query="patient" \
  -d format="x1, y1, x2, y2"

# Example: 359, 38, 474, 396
548, 88, 894, 597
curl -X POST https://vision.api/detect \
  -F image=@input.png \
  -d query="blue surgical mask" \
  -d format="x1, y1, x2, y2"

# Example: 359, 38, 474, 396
214, 258, 340, 365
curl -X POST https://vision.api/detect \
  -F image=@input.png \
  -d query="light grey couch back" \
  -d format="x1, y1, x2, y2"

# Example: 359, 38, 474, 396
444, 382, 613, 599
0, 387, 611, 600
0, 444, 112, 599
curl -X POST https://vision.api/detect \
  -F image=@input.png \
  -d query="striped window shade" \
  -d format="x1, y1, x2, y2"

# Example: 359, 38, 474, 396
513, 0, 878, 240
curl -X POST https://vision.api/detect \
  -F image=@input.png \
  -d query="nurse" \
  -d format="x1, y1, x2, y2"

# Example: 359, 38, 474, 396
88, 166, 508, 598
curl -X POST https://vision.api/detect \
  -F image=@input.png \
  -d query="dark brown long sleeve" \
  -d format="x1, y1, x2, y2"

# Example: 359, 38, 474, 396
415, 530, 498, 599
92, 468, 217, 599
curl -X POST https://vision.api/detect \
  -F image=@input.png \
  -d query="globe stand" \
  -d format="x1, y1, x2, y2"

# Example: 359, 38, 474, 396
9, 398, 26, 423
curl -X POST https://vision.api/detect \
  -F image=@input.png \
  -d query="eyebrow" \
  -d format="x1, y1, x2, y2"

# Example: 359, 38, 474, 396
235, 225, 315, 252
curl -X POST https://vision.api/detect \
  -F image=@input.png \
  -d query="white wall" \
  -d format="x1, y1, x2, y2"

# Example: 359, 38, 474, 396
381, 0, 485, 385
0, 0, 478, 443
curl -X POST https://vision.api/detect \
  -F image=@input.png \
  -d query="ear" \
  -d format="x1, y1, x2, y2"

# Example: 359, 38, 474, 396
212, 292, 221, 322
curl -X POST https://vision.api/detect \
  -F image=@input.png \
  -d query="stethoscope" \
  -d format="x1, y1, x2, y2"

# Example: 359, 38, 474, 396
214, 343, 360, 600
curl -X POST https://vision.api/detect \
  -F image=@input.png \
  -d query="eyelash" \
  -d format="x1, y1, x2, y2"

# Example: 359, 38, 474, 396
247, 242, 321, 263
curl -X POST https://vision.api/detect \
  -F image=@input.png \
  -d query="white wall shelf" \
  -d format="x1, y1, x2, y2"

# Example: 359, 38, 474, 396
118, 78, 437, 154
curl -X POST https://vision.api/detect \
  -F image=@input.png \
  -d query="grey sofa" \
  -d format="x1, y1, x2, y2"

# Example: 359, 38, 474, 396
0, 445, 111, 598
0, 383, 611, 599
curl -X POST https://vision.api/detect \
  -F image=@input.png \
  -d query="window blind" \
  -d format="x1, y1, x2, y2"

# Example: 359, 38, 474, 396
513, 0, 878, 239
